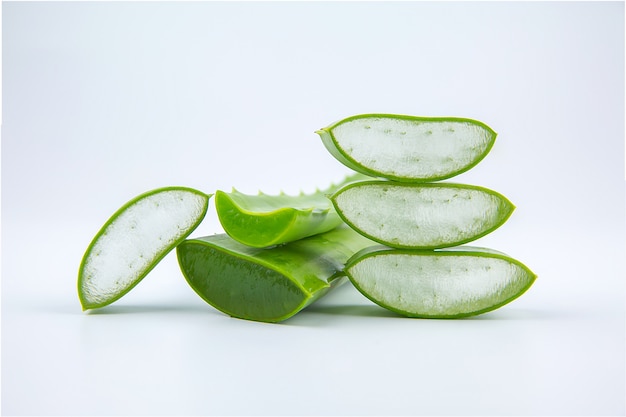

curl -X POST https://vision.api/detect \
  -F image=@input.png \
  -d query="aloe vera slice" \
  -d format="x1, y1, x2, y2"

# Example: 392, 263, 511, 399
215, 174, 366, 248
78, 187, 211, 310
176, 226, 373, 322
345, 246, 536, 318
331, 180, 514, 249
316, 114, 497, 182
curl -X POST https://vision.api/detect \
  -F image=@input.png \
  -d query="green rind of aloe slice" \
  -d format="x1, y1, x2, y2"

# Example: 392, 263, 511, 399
331, 180, 515, 249
344, 245, 537, 318
78, 186, 211, 310
215, 174, 367, 248
316, 114, 497, 182
176, 226, 374, 323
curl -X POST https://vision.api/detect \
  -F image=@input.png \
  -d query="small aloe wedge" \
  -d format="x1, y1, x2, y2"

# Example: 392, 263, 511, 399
345, 246, 536, 318
176, 226, 374, 322
331, 180, 514, 249
215, 174, 366, 248
316, 114, 497, 182
78, 187, 211, 310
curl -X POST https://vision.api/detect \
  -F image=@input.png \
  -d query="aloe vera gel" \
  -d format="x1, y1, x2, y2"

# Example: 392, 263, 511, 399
332, 181, 515, 249
345, 246, 536, 318
318, 113, 535, 317
316, 114, 496, 182
78, 187, 210, 310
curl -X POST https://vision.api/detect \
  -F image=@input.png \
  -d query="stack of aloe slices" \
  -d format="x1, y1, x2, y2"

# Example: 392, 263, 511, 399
318, 114, 536, 318
77, 113, 535, 322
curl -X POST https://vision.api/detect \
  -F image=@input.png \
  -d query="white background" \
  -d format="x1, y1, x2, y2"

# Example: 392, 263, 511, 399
2, 2, 624, 415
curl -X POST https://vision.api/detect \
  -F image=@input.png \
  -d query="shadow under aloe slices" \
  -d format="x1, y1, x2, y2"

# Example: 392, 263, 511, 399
176, 226, 374, 323
344, 246, 537, 318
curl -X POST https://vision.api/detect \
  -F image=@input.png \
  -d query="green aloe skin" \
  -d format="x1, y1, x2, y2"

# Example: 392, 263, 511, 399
344, 245, 537, 318
331, 180, 515, 249
215, 174, 366, 248
316, 114, 497, 182
77, 113, 535, 321
177, 226, 374, 323
78, 187, 211, 310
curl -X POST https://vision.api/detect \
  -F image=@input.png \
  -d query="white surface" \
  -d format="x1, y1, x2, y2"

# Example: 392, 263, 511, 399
2, 2, 624, 416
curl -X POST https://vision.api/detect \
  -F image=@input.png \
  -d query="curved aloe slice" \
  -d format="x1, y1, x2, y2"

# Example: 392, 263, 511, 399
331, 180, 514, 249
215, 174, 366, 248
316, 114, 496, 182
345, 246, 536, 318
78, 187, 211, 310
176, 226, 373, 322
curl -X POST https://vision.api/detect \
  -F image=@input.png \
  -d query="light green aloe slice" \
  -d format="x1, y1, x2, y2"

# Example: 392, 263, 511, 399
331, 180, 514, 249
345, 246, 537, 318
316, 114, 497, 182
176, 226, 374, 323
78, 187, 211, 310
215, 173, 366, 248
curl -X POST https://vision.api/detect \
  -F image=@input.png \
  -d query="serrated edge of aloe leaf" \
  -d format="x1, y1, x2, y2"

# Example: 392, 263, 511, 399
215, 173, 368, 248
77, 186, 211, 311
215, 189, 328, 247
317, 113, 497, 183
344, 246, 537, 319
330, 180, 516, 250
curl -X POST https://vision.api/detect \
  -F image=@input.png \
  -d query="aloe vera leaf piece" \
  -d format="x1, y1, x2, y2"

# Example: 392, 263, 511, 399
345, 245, 537, 318
176, 226, 374, 323
331, 180, 515, 249
215, 173, 367, 248
78, 187, 211, 310
316, 114, 497, 182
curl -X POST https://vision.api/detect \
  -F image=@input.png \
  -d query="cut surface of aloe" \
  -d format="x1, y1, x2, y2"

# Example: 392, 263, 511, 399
176, 226, 373, 323
345, 246, 536, 318
78, 187, 211, 310
317, 114, 496, 182
215, 174, 366, 248
331, 180, 514, 249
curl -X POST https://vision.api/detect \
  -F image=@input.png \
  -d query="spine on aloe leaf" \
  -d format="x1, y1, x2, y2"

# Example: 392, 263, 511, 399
214, 173, 368, 248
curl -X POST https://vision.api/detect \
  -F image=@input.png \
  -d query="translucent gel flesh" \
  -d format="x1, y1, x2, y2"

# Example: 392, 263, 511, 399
349, 253, 531, 316
334, 184, 510, 247
81, 190, 207, 306
333, 117, 492, 179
